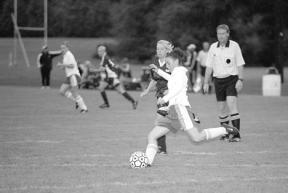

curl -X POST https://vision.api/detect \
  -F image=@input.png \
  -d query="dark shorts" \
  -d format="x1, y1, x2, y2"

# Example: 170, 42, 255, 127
214, 75, 238, 101
104, 77, 120, 88
200, 66, 206, 77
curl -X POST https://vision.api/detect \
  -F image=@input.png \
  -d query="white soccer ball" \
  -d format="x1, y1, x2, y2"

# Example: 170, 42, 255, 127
129, 151, 148, 168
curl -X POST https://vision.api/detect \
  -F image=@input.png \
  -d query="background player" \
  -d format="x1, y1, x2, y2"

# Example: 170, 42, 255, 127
57, 41, 88, 113
204, 24, 245, 142
197, 41, 212, 94
96, 45, 137, 109
145, 48, 239, 166
140, 40, 173, 154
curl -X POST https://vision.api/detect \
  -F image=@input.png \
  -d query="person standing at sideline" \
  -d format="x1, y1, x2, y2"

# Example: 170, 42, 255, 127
37, 45, 62, 89
197, 41, 212, 94
57, 42, 88, 113
203, 24, 245, 142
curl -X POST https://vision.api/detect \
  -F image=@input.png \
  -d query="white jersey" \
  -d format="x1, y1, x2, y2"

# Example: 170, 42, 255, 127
206, 40, 245, 78
157, 66, 190, 107
63, 51, 80, 77
197, 50, 208, 67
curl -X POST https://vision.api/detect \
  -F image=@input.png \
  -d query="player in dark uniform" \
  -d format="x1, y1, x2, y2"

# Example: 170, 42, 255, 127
37, 45, 62, 89
96, 45, 138, 109
140, 40, 174, 154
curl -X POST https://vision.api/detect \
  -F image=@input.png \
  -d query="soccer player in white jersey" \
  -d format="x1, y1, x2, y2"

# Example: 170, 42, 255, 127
144, 48, 239, 166
57, 42, 88, 113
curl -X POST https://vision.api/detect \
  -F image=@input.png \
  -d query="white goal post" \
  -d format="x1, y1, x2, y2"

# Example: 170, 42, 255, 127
11, 0, 48, 67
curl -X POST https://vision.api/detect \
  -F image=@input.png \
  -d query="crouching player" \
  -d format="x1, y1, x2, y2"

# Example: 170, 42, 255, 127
57, 42, 88, 113
145, 48, 239, 166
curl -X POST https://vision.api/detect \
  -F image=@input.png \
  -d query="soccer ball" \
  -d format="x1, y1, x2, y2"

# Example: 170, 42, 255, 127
129, 151, 148, 168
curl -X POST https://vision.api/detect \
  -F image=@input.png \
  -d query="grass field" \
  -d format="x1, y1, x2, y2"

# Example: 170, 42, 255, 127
0, 86, 288, 193
1, 38, 288, 193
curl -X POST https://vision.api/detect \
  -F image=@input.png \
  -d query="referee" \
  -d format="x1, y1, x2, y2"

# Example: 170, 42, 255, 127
203, 24, 245, 142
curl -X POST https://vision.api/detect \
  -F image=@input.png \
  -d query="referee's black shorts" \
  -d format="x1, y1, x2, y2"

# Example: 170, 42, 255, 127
214, 75, 238, 101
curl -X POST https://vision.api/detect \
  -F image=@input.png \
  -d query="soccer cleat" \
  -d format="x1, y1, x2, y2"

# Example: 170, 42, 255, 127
158, 150, 168, 155
80, 109, 88, 113
157, 109, 168, 116
220, 134, 229, 141
229, 135, 241, 142
99, 103, 110, 109
132, 101, 138, 110
222, 123, 239, 136
75, 102, 79, 109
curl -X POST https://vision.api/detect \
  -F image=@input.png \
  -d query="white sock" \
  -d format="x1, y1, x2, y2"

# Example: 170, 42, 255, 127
64, 91, 75, 101
145, 143, 158, 165
75, 95, 87, 110
204, 127, 227, 140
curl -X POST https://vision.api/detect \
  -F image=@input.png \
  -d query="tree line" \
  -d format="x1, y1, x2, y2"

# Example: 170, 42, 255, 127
1, 0, 288, 67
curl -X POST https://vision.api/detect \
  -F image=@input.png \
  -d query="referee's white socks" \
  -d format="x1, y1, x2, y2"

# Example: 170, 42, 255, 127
145, 143, 158, 165
204, 127, 227, 140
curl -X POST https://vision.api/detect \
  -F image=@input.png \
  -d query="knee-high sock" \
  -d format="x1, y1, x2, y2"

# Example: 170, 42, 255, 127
145, 143, 158, 165
75, 95, 87, 110
64, 91, 75, 101
219, 115, 229, 126
204, 127, 227, 140
100, 91, 109, 105
157, 135, 166, 152
230, 113, 240, 137
122, 92, 135, 103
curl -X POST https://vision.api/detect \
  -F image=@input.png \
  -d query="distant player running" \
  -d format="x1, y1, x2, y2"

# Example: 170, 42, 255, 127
96, 45, 138, 109
144, 48, 239, 166
57, 42, 88, 113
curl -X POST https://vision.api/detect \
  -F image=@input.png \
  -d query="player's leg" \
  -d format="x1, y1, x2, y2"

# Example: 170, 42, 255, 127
98, 80, 110, 108
115, 81, 138, 109
174, 105, 238, 142
145, 126, 170, 165
59, 83, 74, 100
46, 68, 51, 88
40, 67, 45, 88
69, 75, 88, 112
214, 78, 230, 140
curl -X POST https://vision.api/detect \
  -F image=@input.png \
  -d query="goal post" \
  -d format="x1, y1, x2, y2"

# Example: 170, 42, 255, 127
11, 0, 48, 67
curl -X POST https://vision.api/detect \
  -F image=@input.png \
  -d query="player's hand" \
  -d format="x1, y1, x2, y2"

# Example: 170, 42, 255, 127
149, 64, 158, 72
203, 83, 209, 94
235, 80, 243, 92
140, 90, 149, 98
157, 97, 166, 106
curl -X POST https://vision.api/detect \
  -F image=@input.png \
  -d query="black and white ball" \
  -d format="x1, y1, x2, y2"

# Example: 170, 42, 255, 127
129, 151, 148, 168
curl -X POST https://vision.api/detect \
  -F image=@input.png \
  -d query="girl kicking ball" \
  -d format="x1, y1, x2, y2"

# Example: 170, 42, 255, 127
144, 48, 239, 166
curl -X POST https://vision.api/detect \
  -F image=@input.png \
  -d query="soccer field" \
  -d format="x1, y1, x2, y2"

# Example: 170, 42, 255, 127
1, 86, 288, 193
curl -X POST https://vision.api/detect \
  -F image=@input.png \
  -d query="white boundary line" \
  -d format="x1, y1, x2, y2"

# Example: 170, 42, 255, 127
173, 150, 288, 155
0, 140, 62, 144
0, 176, 287, 191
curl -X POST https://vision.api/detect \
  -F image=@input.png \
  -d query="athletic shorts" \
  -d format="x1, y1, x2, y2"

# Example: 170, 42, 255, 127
104, 77, 120, 88
214, 75, 238, 101
64, 74, 81, 87
200, 66, 206, 77
155, 105, 199, 133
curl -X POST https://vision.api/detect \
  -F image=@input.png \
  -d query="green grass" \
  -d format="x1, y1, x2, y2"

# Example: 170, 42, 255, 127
0, 86, 288, 193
